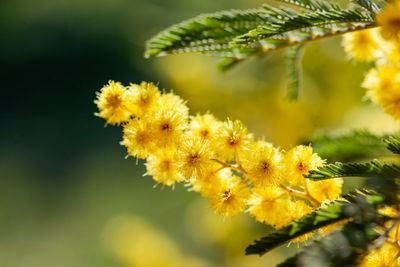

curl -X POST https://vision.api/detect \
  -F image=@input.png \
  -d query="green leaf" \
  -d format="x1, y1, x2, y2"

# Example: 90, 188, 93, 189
285, 44, 305, 100
309, 130, 389, 162
232, 5, 375, 46
275, 190, 390, 266
145, 9, 272, 58
245, 190, 384, 256
350, 0, 383, 14
383, 136, 400, 155
276, 222, 381, 266
305, 159, 400, 180
274, 0, 343, 12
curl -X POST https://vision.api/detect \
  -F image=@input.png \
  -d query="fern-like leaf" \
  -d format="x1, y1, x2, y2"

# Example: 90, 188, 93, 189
233, 5, 375, 46
145, 9, 273, 58
383, 136, 400, 155
309, 130, 389, 162
246, 190, 385, 256
305, 159, 400, 181
285, 44, 305, 100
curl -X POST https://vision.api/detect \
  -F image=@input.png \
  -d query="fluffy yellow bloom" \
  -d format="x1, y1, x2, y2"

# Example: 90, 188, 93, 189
145, 149, 184, 186
318, 219, 351, 236
241, 141, 284, 186
284, 145, 325, 186
213, 119, 253, 161
248, 186, 291, 228
363, 64, 400, 119
121, 118, 156, 159
342, 29, 380, 62
208, 175, 251, 217
378, 206, 398, 219
377, 0, 400, 42
127, 82, 161, 117
95, 80, 132, 125
306, 178, 343, 203
177, 136, 214, 179
189, 163, 229, 196
288, 200, 315, 243
189, 113, 222, 142
158, 93, 189, 119
150, 108, 188, 147
359, 243, 400, 267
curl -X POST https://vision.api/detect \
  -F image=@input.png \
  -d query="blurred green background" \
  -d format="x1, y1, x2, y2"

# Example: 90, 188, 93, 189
2, 0, 399, 266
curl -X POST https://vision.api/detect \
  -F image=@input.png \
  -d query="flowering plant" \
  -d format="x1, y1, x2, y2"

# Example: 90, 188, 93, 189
95, 0, 400, 265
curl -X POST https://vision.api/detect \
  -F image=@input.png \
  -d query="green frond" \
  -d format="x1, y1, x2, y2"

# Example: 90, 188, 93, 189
350, 0, 384, 14
305, 159, 400, 180
246, 190, 385, 256
145, 9, 272, 58
233, 5, 375, 46
285, 44, 305, 100
310, 130, 389, 162
274, 0, 341, 12
383, 136, 400, 155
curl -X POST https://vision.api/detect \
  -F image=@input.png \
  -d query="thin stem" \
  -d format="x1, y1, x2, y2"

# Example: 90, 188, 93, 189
371, 213, 400, 250
211, 158, 246, 173
279, 183, 320, 206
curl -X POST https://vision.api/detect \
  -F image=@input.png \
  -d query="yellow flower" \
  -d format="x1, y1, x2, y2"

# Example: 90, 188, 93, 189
158, 93, 189, 119
363, 64, 400, 119
342, 28, 380, 62
377, 0, 400, 41
177, 136, 214, 180
121, 118, 156, 159
150, 108, 188, 147
241, 141, 284, 186
288, 200, 315, 243
95, 80, 132, 125
189, 113, 222, 142
127, 82, 161, 117
284, 145, 325, 186
145, 149, 184, 186
359, 242, 400, 267
213, 119, 253, 161
248, 186, 291, 228
208, 175, 251, 217
318, 219, 351, 236
189, 162, 228, 196
306, 178, 343, 203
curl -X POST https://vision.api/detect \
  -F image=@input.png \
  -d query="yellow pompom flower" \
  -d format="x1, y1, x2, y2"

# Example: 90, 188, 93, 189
189, 113, 222, 142
248, 186, 291, 228
208, 175, 251, 217
158, 93, 189, 119
363, 64, 400, 119
213, 119, 253, 161
127, 82, 161, 117
284, 145, 325, 186
145, 149, 184, 186
342, 28, 380, 62
150, 108, 188, 147
121, 118, 156, 159
288, 200, 315, 243
189, 162, 228, 196
359, 243, 400, 267
95, 80, 132, 125
377, 0, 400, 42
241, 141, 284, 186
177, 136, 214, 180
306, 178, 343, 203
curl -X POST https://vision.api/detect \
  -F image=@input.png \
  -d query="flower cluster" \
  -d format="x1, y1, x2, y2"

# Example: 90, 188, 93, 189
95, 80, 343, 240
342, 0, 400, 120
359, 206, 400, 266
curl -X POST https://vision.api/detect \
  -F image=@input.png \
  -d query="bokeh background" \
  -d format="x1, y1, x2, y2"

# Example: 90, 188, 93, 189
2, 0, 399, 266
